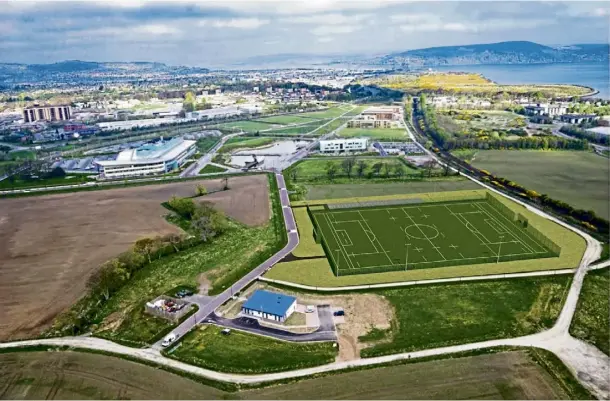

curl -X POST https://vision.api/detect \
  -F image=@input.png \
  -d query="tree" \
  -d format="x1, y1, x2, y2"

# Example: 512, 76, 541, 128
190, 202, 228, 242
382, 162, 391, 178
356, 160, 367, 178
341, 157, 356, 178
168, 196, 196, 219
372, 162, 383, 176
196, 184, 207, 196
325, 161, 338, 180
290, 167, 300, 182
46, 166, 66, 178
423, 160, 437, 177
163, 233, 184, 253
442, 163, 451, 176
394, 163, 406, 178
87, 259, 129, 301
133, 237, 158, 264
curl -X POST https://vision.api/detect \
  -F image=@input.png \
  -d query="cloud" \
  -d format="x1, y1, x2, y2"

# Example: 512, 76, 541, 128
317, 36, 334, 43
199, 18, 269, 29
311, 25, 360, 36
283, 12, 373, 25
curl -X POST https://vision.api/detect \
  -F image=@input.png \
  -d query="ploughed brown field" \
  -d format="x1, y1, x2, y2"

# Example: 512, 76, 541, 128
0, 175, 269, 341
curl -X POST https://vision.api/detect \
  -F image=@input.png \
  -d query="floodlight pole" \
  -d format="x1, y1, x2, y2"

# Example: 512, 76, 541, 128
497, 235, 504, 264
336, 249, 340, 276
405, 243, 411, 271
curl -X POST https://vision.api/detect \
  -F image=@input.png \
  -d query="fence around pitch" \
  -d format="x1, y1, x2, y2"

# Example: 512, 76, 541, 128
525, 224, 562, 256
332, 251, 559, 276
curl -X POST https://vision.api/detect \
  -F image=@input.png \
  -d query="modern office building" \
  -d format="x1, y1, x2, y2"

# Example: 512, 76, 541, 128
23, 105, 72, 122
320, 138, 368, 153
95, 137, 197, 179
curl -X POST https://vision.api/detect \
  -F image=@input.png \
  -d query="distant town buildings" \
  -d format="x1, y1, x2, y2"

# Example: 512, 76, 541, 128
320, 138, 368, 153
95, 137, 196, 179
23, 105, 72, 122
559, 114, 599, 124
347, 106, 403, 129
524, 103, 568, 117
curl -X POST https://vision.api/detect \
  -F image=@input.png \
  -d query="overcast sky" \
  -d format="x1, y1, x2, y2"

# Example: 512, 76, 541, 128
0, 1, 608, 67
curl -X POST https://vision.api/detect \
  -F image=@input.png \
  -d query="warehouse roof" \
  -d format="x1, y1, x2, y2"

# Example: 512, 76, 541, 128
242, 290, 296, 317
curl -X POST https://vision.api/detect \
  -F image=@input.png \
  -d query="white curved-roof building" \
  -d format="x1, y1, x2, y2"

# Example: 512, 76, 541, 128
96, 137, 196, 179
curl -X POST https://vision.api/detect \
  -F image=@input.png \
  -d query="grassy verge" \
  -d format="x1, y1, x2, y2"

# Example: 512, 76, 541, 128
360, 276, 571, 357
218, 137, 276, 153
207, 173, 287, 295
292, 207, 325, 257
96, 303, 198, 347
165, 325, 337, 373
337, 127, 409, 140
570, 268, 609, 355
198, 164, 227, 174
527, 348, 595, 400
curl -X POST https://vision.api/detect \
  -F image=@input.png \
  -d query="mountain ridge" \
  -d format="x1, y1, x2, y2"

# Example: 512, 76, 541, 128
376, 41, 609, 66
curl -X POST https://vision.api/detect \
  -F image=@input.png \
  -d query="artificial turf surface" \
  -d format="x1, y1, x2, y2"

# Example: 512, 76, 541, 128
310, 198, 558, 276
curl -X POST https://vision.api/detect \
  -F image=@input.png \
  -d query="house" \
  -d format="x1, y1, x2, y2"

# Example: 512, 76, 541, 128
320, 138, 368, 153
241, 290, 297, 322
559, 114, 598, 124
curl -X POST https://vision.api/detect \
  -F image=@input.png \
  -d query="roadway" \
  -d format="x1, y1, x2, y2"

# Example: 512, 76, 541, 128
180, 132, 241, 177
151, 172, 299, 348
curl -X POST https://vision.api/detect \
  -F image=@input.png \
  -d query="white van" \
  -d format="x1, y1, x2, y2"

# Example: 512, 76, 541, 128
161, 332, 177, 347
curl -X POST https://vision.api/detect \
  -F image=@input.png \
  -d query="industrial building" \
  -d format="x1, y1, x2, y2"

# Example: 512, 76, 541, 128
23, 105, 72, 122
347, 106, 403, 129
241, 290, 297, 322
95, 137, 196, 179
320, 138, 368, 153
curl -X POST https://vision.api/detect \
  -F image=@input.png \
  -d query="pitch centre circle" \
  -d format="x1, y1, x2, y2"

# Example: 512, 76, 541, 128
404, 224, 439, 240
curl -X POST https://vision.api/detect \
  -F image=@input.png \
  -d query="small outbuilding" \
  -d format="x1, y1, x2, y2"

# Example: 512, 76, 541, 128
241, 289, 297, 322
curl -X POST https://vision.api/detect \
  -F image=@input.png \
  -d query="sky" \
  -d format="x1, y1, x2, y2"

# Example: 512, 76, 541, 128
0, 0, 608, 67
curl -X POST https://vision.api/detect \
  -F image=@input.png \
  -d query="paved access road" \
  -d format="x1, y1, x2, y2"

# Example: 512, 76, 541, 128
180, 133, 240, 177
153, 172, 299, 348
206, 308, 336, 342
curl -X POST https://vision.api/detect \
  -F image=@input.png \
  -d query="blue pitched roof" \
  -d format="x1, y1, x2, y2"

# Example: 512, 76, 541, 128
242, 290, 296, 317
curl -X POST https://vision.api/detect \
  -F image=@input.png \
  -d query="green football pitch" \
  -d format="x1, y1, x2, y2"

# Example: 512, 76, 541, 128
310, 199, 559, 276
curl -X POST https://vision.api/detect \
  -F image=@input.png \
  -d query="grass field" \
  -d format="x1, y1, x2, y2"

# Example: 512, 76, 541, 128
288, 157, 418, 182
266, 120, 330, 135
304, 179, 481, 200
167, 325, 337, 373
218, 137, 276, 153
198, 164, 227, 174
300, 107, 348, 119
465, 150, 610, 220
310, 117, 349, 136
0, 174, 96, 190
256, 115, 319, 124
370, 73, 592, 97
195, 136, 221, 153
0, 349, 585, 399
338, 127, 409, 140
220, 121, 275, 132
360, 275, 570, 357
311, 197, 559, 276
570, 268, 609, 355
267, 190, 586, 286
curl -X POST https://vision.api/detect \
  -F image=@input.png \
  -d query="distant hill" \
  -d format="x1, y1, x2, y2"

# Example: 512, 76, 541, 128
0, 60, 209, 84
376, 41, 609, 66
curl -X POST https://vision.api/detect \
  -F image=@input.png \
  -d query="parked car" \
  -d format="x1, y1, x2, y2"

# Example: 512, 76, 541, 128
333, 310, 345, 317
221, 328, 231, 336
161, 332, 177, 347
175, 289, 194, 298
305, 305, 315, 313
